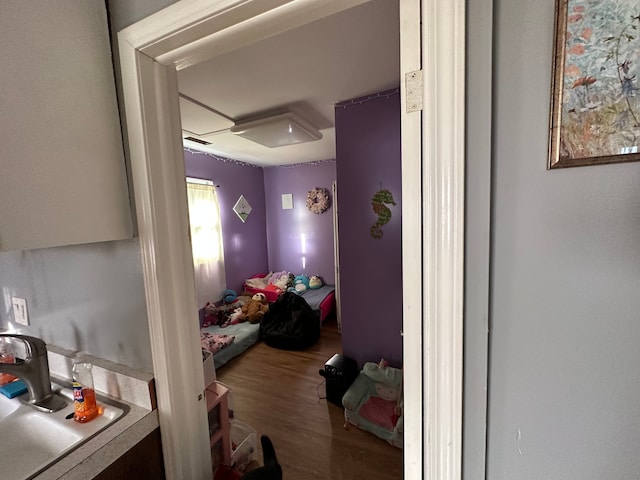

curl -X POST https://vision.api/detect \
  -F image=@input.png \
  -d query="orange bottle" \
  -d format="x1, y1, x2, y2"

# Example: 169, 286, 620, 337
0, 338, 17, 386
72, 353, 99, 423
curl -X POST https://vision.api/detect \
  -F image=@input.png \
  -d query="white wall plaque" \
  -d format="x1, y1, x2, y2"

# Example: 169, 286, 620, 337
281, 193, 293, 210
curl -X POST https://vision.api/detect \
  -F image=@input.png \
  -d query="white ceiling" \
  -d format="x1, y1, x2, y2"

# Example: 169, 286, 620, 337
177, 0, 399, 167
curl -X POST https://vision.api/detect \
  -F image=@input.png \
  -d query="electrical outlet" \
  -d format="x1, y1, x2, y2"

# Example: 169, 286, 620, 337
11, 297, 29, 326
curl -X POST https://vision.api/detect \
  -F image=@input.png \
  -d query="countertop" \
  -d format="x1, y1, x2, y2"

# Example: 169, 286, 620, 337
31, 346, 160, 480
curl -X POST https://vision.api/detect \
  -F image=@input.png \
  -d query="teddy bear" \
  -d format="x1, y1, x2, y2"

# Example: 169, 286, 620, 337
240, 293, 270, 323
308, 275, 323, 289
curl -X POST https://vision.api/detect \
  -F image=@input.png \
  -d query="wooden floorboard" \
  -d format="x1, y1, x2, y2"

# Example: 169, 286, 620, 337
216, 317, 404, 480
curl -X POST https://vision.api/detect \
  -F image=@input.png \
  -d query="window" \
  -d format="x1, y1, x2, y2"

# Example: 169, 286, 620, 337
186, 179, 226, 307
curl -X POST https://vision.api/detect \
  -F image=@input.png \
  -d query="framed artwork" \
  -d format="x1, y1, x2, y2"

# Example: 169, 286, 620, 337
548, 0, 640, 169
233, 195, 252, 223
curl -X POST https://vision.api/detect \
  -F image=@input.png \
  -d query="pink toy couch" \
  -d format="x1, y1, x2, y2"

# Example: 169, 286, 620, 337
342, 361, 403, 448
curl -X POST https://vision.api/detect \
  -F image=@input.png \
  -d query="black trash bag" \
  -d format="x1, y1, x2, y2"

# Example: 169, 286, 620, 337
260, 291, 320, 350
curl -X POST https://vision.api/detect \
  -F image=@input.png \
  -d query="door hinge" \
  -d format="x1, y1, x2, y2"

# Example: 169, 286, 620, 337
405, 70, 423, 112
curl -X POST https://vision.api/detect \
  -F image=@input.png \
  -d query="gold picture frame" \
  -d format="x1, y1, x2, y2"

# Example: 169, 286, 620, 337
549, 0, 640, 169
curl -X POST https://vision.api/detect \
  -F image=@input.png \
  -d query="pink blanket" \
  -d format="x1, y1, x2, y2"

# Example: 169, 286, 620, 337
200, 332, 235, 354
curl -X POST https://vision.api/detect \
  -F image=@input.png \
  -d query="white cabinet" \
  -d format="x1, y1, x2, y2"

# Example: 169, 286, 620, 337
0, 0, 133, 251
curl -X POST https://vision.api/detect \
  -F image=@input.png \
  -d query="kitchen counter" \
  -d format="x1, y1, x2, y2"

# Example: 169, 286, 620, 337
31, 346, 160, 480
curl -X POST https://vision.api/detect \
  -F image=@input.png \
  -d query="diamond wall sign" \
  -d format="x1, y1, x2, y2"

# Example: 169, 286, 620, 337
233, 195, 252, 223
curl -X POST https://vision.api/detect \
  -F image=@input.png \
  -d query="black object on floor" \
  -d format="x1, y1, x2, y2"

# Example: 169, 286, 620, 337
261, 292, 320, 350
319, 353, 359, 407
240, 435, 282, 480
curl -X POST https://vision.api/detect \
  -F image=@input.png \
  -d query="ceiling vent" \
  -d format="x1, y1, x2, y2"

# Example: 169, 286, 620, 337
230, 111, 322, 148
184, 136, 211, 145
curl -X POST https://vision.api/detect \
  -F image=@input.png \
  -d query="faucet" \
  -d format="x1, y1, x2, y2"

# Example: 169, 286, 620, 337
0, 334, 66, 412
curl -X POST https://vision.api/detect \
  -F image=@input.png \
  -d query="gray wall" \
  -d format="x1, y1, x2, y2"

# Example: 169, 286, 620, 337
107, 0, 178, 31
464, 0, 493, 477
487, 0, 640, 478
0, 241, 151, 370
18, 0, 635, 475
0, 1, 154, 372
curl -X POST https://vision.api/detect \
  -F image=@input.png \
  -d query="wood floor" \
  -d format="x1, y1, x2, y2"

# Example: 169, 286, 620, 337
216, 317, 404, 480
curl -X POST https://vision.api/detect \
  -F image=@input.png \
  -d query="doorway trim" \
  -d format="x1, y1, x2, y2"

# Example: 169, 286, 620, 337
118, 0, 465, 478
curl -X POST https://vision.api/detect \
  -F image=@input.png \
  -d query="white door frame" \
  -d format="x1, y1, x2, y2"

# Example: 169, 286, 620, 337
118, 1, 465, 479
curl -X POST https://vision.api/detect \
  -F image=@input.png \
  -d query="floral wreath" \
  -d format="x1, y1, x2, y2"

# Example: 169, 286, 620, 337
306, 187, 331, 214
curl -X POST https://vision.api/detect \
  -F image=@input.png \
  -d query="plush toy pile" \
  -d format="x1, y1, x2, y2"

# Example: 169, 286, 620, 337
286, 274, 324, 293
202, 288, 269, 328
240, 293, 270, 323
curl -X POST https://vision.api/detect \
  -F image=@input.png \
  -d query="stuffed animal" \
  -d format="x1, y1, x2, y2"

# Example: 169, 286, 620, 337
269, 271, 290, 291
240, 293, 270, 323
293, 275, 310, 292
227, 307, 245, 325
309, 275, 323, 289
222, 289, 237, 304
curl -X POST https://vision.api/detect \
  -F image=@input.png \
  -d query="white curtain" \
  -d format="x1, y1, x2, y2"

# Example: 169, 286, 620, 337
186, 181, 226, 308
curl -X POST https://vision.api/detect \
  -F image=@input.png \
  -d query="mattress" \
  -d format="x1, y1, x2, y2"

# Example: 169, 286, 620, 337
201, 321, 261, 369
294, 285, 335, 323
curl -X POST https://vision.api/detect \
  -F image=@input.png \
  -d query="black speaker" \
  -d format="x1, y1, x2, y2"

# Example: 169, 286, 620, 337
319, 353, 359, 407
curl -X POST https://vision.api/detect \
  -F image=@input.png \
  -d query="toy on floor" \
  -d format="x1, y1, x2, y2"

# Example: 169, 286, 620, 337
240, 435, 282, 479
342, 359, 403, 448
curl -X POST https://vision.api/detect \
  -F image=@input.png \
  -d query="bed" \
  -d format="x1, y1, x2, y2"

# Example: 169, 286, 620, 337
293, 285, 336, 324
201, 321, 261, 369
199, 294, 262, 369
200, 275, 336, 369
242, 273, 284, 302
243, 272, 336, 324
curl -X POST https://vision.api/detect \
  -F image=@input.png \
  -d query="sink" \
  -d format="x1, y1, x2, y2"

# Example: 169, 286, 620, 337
0, 391, 21, 419
0, 380, 127, 480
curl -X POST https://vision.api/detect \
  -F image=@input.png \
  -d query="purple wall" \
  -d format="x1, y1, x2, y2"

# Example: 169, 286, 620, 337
263, 162, 337, 284
184, 149, 269, 295
335, 89, 402, 368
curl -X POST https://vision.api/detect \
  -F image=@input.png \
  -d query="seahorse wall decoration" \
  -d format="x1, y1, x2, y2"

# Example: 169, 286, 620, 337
370, 188, 396, 239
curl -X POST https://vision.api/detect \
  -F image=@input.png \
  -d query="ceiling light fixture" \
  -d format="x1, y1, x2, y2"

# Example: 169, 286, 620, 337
230, 111, 322, 148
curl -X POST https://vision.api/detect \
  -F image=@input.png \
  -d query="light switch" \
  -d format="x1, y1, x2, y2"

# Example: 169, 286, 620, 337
12, 297, 29, 326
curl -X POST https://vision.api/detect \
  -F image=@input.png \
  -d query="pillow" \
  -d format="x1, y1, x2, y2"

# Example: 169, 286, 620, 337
269, 271, 290, 289
245, 276, 269, 289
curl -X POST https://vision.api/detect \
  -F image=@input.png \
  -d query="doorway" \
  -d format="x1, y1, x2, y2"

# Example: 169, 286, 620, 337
117, 1, 465, 479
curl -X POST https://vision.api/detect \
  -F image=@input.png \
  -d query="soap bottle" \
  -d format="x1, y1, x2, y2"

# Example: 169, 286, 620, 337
0, 338, 17, 386
72, 353, 99, 423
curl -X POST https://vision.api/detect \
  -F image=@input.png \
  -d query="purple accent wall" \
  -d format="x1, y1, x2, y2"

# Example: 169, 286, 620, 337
263, 162, 337, 284
184, 150, 269, 296
335, 89, 402, 368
